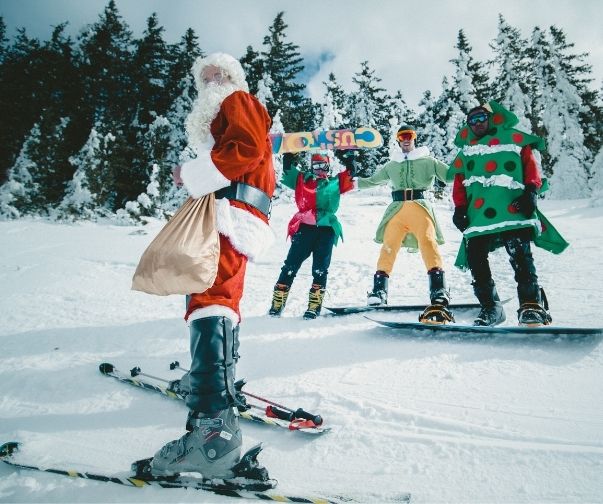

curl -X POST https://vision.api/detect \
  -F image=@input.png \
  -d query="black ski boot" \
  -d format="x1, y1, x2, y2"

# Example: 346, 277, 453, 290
473, 280, 506, 326
419, 269, 455, 324
517, 283, 552, 326
268, 283, 290, 316
367, 271, 389, 306
148, 316, 253, 478
303, 283, 325, 319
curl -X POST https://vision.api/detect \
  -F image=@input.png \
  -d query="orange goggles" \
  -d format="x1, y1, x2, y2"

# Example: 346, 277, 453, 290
397, 130, 417, 141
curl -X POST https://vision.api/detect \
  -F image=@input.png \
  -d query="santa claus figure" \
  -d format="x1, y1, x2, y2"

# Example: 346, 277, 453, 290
149, 53, 275, 480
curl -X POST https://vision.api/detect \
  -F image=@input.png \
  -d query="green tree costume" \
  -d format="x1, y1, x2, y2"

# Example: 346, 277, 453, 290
450, 100, 569, 270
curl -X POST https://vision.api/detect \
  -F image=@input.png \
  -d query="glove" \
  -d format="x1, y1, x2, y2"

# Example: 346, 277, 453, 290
282, 152, 296, 172
336, 150, 357, 176
452, 206, 469, 232
512, 184, 538, 217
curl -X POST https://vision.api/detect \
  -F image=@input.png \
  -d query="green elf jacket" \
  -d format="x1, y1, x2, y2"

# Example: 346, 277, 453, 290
450, 100, 569, 271
357, 146, 454, 251
281, 165, 355, 245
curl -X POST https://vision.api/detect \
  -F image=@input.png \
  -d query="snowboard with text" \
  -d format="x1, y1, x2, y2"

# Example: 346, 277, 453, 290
271, 127, 382, 154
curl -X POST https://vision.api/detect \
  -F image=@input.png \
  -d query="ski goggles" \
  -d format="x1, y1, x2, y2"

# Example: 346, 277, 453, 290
312, 162, 330, 171
467, 113, 489, 125
397, 130, 417, 141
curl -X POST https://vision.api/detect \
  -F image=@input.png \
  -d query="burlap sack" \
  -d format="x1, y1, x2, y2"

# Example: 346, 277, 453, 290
132, 195, 219, 296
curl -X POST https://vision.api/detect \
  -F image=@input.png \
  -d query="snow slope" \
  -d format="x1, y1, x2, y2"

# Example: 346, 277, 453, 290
1, 192, 602, 503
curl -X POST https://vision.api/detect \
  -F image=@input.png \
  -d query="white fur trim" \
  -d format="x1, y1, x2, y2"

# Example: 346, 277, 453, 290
180, 145, 230, 198
187, 305, 239, 325
463, 174, 524, 190
391, 145, 431, 162
464, 219, 540, 236
462, 144, 522, 157
215, 198, 275, 262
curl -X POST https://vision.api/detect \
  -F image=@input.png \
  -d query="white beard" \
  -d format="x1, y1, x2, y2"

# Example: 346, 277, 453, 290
185, 82, 241, 150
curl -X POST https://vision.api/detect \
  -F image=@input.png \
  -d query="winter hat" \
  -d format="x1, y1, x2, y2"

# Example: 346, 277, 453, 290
191, 52, 249, 93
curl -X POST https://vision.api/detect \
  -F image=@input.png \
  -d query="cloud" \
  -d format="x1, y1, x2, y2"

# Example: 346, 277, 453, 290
2, 0, 602, 108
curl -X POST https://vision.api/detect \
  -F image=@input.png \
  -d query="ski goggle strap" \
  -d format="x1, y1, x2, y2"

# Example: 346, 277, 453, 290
312, 161, 330, 171
396, 129, 417, 141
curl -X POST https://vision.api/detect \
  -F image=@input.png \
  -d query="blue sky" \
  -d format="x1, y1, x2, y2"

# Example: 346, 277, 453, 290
2, 0, 602, 108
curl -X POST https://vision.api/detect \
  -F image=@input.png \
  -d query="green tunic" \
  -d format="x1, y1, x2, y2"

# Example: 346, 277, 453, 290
357, 147, 453, 251
450, 100, 569, 270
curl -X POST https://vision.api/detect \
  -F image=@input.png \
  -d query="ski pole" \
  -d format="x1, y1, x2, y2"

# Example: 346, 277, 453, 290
169, 361, 323, 426
129, 366, 171, 384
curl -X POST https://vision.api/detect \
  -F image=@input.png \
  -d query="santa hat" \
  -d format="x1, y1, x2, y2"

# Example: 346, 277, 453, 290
311, 153, 330, 165
191, 52, 249, 93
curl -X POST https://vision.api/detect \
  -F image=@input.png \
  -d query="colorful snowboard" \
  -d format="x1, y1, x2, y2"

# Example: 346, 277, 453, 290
270, 127, 383, 154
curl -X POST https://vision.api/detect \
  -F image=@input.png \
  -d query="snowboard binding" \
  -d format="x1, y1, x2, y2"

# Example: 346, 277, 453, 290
419, 304, 455, 325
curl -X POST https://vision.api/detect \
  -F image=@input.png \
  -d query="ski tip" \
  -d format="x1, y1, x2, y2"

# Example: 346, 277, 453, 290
0, 441, 20, 458
98, 362, 115, 374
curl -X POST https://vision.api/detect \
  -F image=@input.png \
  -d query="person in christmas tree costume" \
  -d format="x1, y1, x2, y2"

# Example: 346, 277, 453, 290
451, 101, 569, 326
151, 53, 275, 479
269, 151, 355, 319
357, 125, 455, 324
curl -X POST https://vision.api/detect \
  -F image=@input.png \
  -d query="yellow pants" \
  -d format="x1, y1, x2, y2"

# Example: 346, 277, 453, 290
377, 202, 443, 274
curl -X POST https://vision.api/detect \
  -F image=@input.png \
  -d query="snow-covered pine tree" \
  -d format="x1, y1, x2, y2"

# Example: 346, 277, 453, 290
260, 12, 313, 131
348, 61, 389, 175
0, 28, 43, 184
417, 90, 448, 161
0, 16, 7, 64
548, 26, 602, 162
489, 15, 532, 132
58, 124, 117, 219
451, 30, 490, 106
240, 45, 264, 96
531, 26, 589, 198
590, 144, 603, 207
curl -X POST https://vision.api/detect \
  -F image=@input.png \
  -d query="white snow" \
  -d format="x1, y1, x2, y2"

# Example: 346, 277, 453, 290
1, 193, 602, 503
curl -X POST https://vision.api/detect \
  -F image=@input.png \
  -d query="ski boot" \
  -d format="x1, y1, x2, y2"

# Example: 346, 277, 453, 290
517, 284, 552, 326
473, 280, 506, 326
303, 283, 325, 319
419, 268, 455, 324
269, 283, 290, 316
367, 271, 389, 306
149, 407, 243, 478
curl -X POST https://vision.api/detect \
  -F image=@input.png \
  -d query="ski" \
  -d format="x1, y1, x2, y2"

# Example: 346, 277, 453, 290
367, 317, 603, 340
324, 298, 512, 316
99, 363, 330, 435
2, 441, 394, 503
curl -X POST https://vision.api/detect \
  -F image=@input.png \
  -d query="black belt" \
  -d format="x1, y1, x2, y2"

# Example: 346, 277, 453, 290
391, 189, 425, 201
215, 182, 272, 217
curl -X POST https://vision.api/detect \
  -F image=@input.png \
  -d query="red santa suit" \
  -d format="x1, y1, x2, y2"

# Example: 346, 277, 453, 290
180, 89, 275, 323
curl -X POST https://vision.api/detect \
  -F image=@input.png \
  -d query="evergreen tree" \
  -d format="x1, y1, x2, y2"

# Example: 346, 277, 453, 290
417, 90, 448, 160
261, 12, 312, 131
133, 13, 170, 124
167, 28, 203, 101
451, 30, 490, 105
348, 61, 389, 174
240, 45, 263, 96
489, 15, 532, 132
589, 143, 603, 207
319, 73, 346, 129
76, 0, 134, 125
0, 16, 8, 64
0, 28, 42, 183
548, 25, 602, 159
531, 27, 589, 197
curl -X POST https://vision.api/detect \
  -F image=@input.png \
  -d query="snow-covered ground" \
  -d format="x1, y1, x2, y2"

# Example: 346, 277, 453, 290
1, 192, 602, 503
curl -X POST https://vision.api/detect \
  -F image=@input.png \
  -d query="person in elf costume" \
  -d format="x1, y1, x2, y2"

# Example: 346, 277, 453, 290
357, 125, 455, 323
269, 151, 355, 319
451, 101, 569, 326
151, 53, 275, 479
